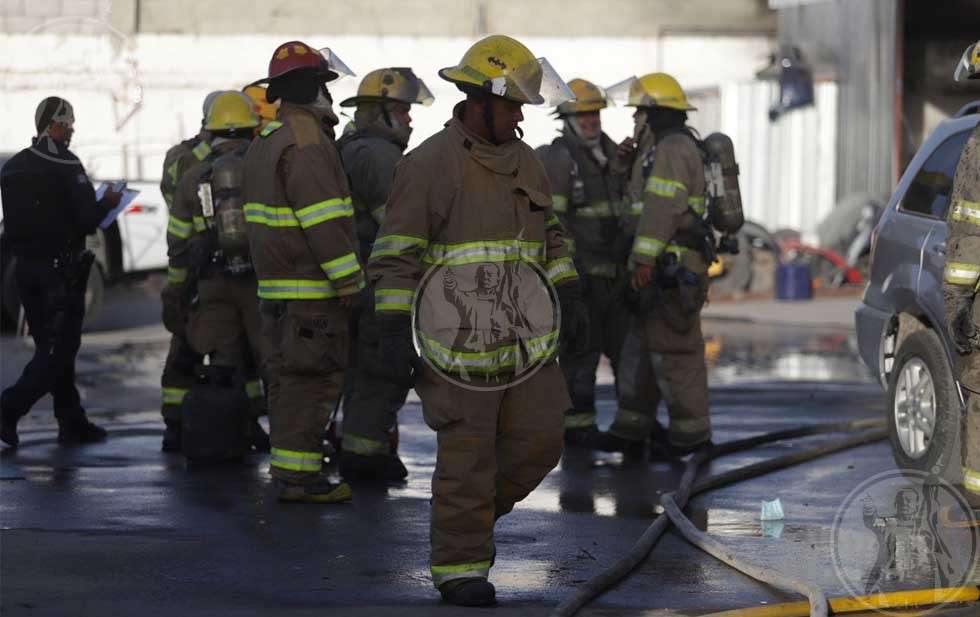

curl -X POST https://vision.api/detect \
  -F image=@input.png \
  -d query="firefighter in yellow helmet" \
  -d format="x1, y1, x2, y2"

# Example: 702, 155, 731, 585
536, 78, 631, 448
167, 91, 270, 456
942, 39, 980, 508
369, 35, 584, 605
242, 84, 280, 132
158, 90, 221, 451
335, 68, 434, 482
597, 72, 714, 458
242, 41, 362, 503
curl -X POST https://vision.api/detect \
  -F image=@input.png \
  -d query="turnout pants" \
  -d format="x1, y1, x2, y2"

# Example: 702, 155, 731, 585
1, 257, 86, 421
342, 287, 410, 455
610, 306, 711, 448
187, 276, 265, 413
964, 395, 980, 496
560, 274, 630, 429
415, 361, 568, 587
160, 335, 202, 421
261, 299, 349, 483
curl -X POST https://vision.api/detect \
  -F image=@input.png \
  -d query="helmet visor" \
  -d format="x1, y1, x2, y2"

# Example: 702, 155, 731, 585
954, 42, 979, 82
317, 47, 356, 82
604, 76, 637, 105
392, 68, 435, 106
489, 57, 574, 106
413, 78, 436, 106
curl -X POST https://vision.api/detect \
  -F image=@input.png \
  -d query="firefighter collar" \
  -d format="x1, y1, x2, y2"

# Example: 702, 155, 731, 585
449, 117, 522, 176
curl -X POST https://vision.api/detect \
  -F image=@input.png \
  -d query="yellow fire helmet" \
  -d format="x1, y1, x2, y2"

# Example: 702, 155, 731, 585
555, 78, 609, 116
438, 34, 574, 106
955, 40, 980, 82
340, 67, 435, 108
204, 91, 260, 131
242, 85, 279, 123
607, 72, 697, 111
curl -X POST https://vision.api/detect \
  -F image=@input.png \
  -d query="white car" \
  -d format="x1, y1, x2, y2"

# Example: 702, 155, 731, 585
0, 162, 169, 330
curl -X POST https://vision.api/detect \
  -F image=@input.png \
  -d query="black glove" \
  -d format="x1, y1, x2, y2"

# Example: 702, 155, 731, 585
377, 313, 421, 388
951, 299, 978, 355
557, 283, 592, 355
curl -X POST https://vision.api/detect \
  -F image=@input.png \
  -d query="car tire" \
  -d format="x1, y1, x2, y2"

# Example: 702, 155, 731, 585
887, 328, 963, 484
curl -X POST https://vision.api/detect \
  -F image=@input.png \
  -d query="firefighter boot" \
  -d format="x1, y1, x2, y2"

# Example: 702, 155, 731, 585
161, 419, 182, 452
439, 578, 496, 607
249, 420, 271, 453
593, 431, 646, 457
276, 478, 353, 504
338, 450, 408, 483
57, 414, 107, 445
564, 424, 604, 448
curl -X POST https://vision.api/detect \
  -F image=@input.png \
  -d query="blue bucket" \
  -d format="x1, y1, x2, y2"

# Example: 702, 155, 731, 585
775, 263, 813, 301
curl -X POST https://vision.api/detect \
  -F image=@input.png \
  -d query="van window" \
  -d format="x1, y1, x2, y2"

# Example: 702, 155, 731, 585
900, 130, 972, 218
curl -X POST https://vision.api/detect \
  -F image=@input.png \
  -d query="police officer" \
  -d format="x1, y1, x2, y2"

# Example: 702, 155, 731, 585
159, 91, 219, 451
369, 35, 584, 606
336, 67, 434, 482
243, 41, 363, 503
0, 97, 121, 446
537, 78, 631, 447
942, 39, 980, 508
598, 73, 714, 457
171, 91, 269, 451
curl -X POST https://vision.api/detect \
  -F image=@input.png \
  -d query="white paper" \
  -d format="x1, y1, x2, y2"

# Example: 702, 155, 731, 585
98, 181, 140, 229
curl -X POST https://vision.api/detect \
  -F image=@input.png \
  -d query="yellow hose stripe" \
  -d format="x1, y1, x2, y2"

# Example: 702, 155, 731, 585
701, 587, 980, 617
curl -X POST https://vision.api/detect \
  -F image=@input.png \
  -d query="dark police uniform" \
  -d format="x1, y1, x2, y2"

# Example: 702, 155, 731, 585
0, 135, 111, 446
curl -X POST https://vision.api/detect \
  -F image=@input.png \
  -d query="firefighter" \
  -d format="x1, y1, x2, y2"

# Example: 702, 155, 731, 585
0, 97, 122, 446
336, 67, 434, 482
369, 35, 586, 606
159, 91, 220, 452
597, 73, 714, 458
536, 78, 632, 447
242, 41, 362, 503
943, 39, 980, 508
170, 90, 269, 451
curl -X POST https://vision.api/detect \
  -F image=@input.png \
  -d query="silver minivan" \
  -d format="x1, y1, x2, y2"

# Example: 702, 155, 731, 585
856, 102, 979, 482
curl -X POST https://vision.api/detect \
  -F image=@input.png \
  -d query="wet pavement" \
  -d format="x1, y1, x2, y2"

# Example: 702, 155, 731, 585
1, 282, 978, 616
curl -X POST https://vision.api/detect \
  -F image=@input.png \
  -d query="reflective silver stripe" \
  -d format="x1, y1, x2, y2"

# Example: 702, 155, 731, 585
320, 252, 361, 281
418, 330, 559, 374
370, 234, 429, 261
546, 256, 578, 285
257, 279, 341, 299
375, 288, 414, 312
634, 236, 666, 258
964, 467, 980, 493
193, 216, 207, 232
244, 203, 299, 227
585, 263, 618, 278
431, 561, 492, 587
628, 201, 644, 217
167, 267, 187, 284
167, 215, 192, 239
295, 197, 354, 229
422, 240, 545, 266
944, 262, 980, 287
270, 448, 322, 472
951, 199, 980, 226
646, 176, 686, 198
575, 201, 616, 218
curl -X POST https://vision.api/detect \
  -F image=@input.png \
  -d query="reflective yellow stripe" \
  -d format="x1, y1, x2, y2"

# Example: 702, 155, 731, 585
244, 203, 299, 227
162, 387, 189, 406
628, 201, 644, 217
964, 468, 980, 494
370, 234, 429, 261
546, 256, 578, 285
260, 120, 283, 137
167, 215, 192, 239
546, 214, 562, 229
258, 278, 344, 300
688, 195, 706, 215
167, 267, 188, 284
585, 262, 619, 278
565, 411, 596, 428
166, 160, 180, 187
418, 330, 559, 375
634, 235, 666, 258
245, 380, 263, 399
192, 216, 207, 232
295, 197, 354, 229
431, 561, 493, 587
944, 262, 980, 287
951, 199, 980, 226
422, 239, 545, 266
270, 447, 322, 472
320, 252, 362, 281
341, 432, 389, 456
575, 201, 616, 218
646, 176, 687, 198
370, 205, 387, 225
552, 194, 568, 213
192, 141, 212, 161
375, 288, 414, 313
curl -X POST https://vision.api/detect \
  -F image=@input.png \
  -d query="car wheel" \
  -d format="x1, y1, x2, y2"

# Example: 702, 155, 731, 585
887, 328, 962, 484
